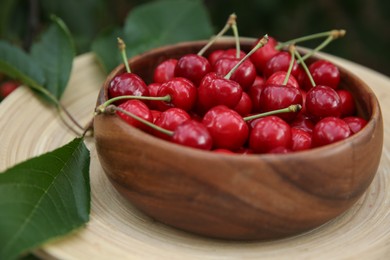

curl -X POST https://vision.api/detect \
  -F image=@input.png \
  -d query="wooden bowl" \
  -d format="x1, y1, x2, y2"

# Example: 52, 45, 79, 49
93, 38, 383, 240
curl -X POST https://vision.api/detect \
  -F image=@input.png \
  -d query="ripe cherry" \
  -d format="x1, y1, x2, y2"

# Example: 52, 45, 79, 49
305, 85, 342, 120
337, 89, 356, 117
108, 73, 149, 101
208, 48, 246, 66
291, 128, 312, 151
172, 120, 213, 150
291, 114, 315, 133
147, 83, 161, 109
248, 82, 266, 113
154, 108, 191, 140
0, 80, 19, 99
264, 71, 300, 89
202, 105, 249, 150
303, 60, 340, 90
117, 100, 153, 132
233, 92, 253, 116
156, 77, 197, 112
249, 116, 292, 154
174, 54, 211, 86
343, 116, 367, 134
263, 51, 304, 83
311, 117, 351, 147
250, 36, 280, 74
153, 59, 178, 83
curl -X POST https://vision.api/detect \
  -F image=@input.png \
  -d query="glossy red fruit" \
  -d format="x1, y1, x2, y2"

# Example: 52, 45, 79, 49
233, 92, 253, 116
150, 109, 162, 123
343, 116, 367, 134
311, 117, 351, 147
213, 57, 256, 90
154, 108, 191, 140
117, 100, 153, 132
337, 89, 356, 117
303, 60, 340, 90
202, 105, 249, 150
156, 77, 197, 112
263, 51, 304, 82
208, 48, 246, 66
259, 84, 303, 122
197, 72, 243, 113
147, 82, 161, 109
212, 148, 235, 154
291, 114, 315, 133
249, 116, 292, 154
109, 72, 149, 100
305, 85, 342, 120
291, 128, 312, 151
153, 58, 178, 83
0, 80, 19, 99
174, 54, 211, 86
265, 71, 300, 89
252, 75, 265, 87
172, 120, 213, 150
248, 82, 266, 113
250, 36, 280, 74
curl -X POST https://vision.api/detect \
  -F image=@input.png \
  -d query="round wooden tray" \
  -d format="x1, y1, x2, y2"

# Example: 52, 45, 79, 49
0, 52, 389, 259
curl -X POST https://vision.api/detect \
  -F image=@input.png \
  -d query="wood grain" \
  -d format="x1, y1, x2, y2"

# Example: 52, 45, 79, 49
0, 50, 389, 258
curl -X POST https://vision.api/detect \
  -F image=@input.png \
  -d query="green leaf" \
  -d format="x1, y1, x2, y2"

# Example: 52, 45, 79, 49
0, 40, 45, 89
93, 0, 213, 73
0, 138, 90, 260
31, 15, 75, 100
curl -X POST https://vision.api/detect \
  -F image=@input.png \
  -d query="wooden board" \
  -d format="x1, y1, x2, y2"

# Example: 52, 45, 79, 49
0, 52, 389, 259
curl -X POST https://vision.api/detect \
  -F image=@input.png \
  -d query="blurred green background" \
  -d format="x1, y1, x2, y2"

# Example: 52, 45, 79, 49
1, 0, 389, 76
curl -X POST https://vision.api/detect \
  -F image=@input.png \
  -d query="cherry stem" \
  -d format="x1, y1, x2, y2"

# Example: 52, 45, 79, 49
108, 105, 174, 136
197, 13, 236, 56
224, 34, 269, 80
243, 104, 302, 122
294, 50, 316, 87
96, 94, 171, 114
275, 29, 346, 50
118, 37, 131, 73
297, 35, 334, 63
282, 45, 296, 86
230, 17, 241, 59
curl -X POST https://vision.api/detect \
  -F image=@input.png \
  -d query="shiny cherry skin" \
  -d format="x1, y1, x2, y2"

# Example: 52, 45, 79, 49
174, 54, 211, 86
249, 116, 292, 154
263, 51, 304, 83
0, 80, 19, 99
108, 72, 149, 100
117, 100, 153, 132
208, 48, 246, 66
303, 60, 340, 90
154, 108, 191, 140
291, 128, 312, 151
147, 82, 161, 109
252, 75, 265, 87
343, 116, 367, 134
305, 85, 342, 120
213, 57, 256, 90
150, 109, 162, 123
156, 77, 197, 112
290, 114, 315, 133
311, 117, 351, 147
259, 84, 303, 122
250, 36, 280, 74
233, 92, 253, 116
337, 89, 356, 117
172, 120, 213, 150
197, 72, 243, 114
202, 105, 249, 150
265, 71, 300, 89
248, 81, 266, 113
153, 58, 178, 83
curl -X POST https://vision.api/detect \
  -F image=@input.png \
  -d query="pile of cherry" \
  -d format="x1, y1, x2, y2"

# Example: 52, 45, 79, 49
98, 19, 367, 154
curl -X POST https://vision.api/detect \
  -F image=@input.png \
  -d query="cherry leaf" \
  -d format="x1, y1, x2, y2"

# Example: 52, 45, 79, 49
0, 138, 90, 260
31, 15, 75, 100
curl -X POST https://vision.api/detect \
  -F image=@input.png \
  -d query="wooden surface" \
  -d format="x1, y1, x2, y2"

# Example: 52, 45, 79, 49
0, 52, 389, 259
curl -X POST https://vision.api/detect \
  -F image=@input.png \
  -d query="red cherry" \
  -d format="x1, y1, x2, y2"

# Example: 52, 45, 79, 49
156, 77, 197, 112
311, 117, 351, 147
213, 57, 256, 90
259, 84, 302, 122
233, 92, 253, 116
197, 72, 243, 113
154, 108, 191, 140
208, 48, 246, 66
153, 59, 178, 83
268, 147, 291, 154
265, 71, 300, 89
174, 54, 211, 86
252, 75, 265, 87
337, 89, 356, 117
108, 72, 149, 101
305, 85, 342, 120
150, 109, 162, 123
303, 60, 340, 90
213, 148, 235, 154
248, 82, 266, 113
0, 80, 19, 99
249, 116, 292, 154
147, 82, 161, 109
291, 128, 312, 151
250, 36, 280, 74
117, 100, 153, 132
202, 105, 249, 150
343, 116, 367, 134
263, 51, 304, 83
291, 114, 315, 133
172, 120, 213, 150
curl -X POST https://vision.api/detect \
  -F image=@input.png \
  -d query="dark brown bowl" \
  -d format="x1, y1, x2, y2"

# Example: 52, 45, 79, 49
93, 38, 383, 240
